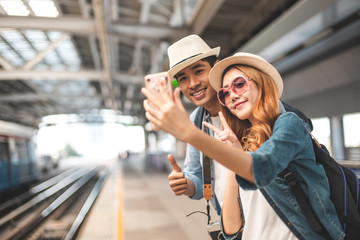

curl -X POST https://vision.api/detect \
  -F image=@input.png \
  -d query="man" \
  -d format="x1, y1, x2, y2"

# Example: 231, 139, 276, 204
166, 34, 227, 216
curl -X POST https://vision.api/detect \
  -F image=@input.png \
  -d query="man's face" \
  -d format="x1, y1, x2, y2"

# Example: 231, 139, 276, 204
175, 60, 217, 107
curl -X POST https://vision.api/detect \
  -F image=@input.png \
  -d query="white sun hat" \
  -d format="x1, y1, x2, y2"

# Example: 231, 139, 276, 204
167, 34, 220, 79
209, 52, 283, 97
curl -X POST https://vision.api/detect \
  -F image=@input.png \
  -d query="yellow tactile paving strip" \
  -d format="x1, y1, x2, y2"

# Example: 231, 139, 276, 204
77, 161, 219, 240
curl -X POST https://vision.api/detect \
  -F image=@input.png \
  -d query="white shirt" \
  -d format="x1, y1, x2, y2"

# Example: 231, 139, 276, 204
210, 116, 229, 207
240, 188, 297, 240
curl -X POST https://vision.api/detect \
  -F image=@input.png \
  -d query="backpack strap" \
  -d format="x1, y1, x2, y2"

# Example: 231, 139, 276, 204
194, 106, 205, 129
278, 169, 326, 235
281, 101, 313, 131
278, 133, 332, 238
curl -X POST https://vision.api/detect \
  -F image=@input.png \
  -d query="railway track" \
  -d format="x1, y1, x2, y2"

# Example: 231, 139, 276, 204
0, 168, 77, 217
0, 166, 110, 240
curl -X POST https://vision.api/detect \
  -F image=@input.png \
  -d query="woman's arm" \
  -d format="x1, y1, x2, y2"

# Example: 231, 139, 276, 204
142, 86, 255, 183
222, 171, 243, 235
185, 125, 254, 182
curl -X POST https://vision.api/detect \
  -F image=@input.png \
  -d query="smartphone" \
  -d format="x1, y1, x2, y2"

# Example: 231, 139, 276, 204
144, 71, 173, 100
144, 72, 173, 131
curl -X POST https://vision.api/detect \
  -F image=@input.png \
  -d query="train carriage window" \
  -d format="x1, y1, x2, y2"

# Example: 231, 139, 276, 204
0, 138, 11, 185
9, 139, 19, 163
0, 139, 10, 162
16, 140, 29, 162
15, 139, 33, 176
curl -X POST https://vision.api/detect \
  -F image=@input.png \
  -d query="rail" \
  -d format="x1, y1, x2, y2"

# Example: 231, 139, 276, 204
0, 167, 97, 229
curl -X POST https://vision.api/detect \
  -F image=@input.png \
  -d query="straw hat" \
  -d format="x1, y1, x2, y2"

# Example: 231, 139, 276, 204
168, 34, 220, 79
209, 52, 283, 97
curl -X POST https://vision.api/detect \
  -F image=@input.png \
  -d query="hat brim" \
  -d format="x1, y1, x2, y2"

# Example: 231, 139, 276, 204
168, 47, 220, 79
209, 53, 283, 97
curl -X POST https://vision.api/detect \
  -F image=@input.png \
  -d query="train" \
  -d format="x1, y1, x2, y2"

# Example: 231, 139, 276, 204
0, 120, 39, 193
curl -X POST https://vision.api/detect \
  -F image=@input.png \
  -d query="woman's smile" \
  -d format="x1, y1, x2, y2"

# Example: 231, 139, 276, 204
234, 100, 247, 109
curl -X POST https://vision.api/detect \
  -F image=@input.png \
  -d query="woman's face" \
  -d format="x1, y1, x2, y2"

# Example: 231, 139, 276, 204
222, 67, 259, 124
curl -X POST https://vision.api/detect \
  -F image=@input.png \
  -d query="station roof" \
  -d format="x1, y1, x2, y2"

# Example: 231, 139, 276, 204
0, 0, 359, 127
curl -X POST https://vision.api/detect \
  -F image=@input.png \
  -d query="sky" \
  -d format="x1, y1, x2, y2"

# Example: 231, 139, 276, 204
36, 122, 145, 159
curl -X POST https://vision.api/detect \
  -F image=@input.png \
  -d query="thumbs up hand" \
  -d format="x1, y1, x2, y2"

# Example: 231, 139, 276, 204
168, 154, 182, 172
168, 154, 194, 196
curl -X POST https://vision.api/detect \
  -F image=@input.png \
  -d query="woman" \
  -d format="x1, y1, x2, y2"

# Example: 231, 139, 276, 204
142, 52, 344, 240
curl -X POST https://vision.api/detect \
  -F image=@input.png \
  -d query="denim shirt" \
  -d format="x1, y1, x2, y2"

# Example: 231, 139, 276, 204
236, 112, 345, 240
183, 107, 221, 215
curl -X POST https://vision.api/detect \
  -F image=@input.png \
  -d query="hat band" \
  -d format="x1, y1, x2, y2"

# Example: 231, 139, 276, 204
171, 53, 202, 68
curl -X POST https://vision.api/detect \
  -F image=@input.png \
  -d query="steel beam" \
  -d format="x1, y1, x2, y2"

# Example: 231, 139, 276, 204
0, 70, 105, 80
238, 0, 338, 54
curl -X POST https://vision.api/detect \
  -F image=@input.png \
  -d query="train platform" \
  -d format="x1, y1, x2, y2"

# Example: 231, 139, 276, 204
76, 156, 219, 240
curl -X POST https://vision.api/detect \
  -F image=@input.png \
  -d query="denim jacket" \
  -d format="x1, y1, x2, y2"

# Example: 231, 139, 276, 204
183, 106, 221, 215
235, 112, 344, 240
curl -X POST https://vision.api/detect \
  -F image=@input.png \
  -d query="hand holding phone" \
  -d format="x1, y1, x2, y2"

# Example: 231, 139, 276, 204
144, 71, 173, 131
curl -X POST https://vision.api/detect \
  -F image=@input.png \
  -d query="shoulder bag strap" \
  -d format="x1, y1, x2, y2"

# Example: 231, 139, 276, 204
278, 169, 325, 234
278, 132, 331, 238
194, 107, 213, 201
195, 107, 214, 224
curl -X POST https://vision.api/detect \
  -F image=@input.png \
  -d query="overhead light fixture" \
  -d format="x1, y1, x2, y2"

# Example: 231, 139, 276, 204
0, 0, 30, 16
29, 0, 59, 17
0, 0, 59, 17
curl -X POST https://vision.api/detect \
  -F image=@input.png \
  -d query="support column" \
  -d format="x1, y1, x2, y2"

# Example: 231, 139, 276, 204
330, 116, 345, 160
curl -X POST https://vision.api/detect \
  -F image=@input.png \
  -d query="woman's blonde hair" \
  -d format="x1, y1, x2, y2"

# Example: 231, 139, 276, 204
220, 65, 280, 151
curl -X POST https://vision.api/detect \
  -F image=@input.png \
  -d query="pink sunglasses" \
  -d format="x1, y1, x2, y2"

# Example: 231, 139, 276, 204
217, 76, 252, 106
